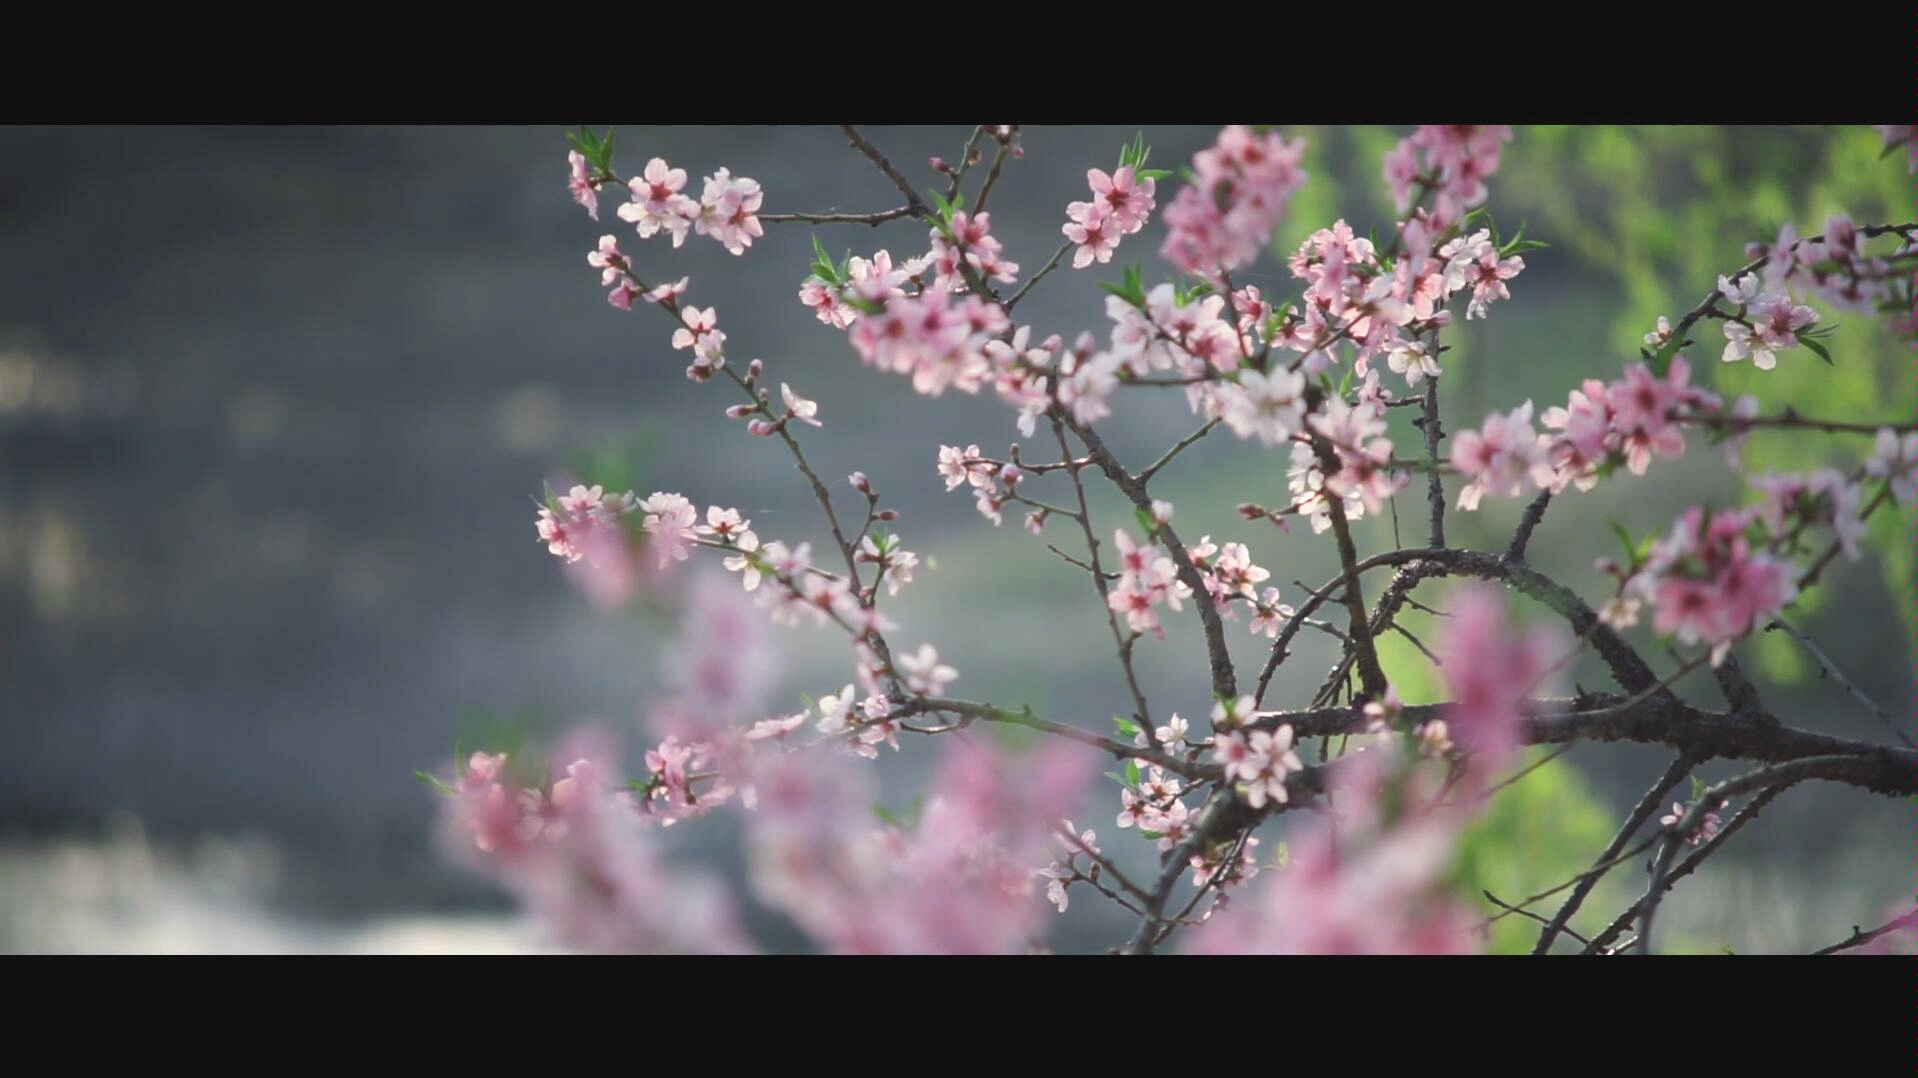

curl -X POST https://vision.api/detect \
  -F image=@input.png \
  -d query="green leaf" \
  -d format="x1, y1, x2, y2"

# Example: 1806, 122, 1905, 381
1125, 759, 1142, 787
1113, 716, 1141, 738
1608, 519, 1637, 566
415, 770, 457, 797
1134, 506, 1158, 535
1136, 168, 1172, 182
1689, 775, 1707, 803
873, 803, 904, 827
1800, 336, 1834, 365
1648, 332, 1685, 376
1104, 770, 1133, 790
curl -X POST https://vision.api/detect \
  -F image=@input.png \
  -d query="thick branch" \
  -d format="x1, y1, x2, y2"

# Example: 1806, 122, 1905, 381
1419, 375, 1446, 548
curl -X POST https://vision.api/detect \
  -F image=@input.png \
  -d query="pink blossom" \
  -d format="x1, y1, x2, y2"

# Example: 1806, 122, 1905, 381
898, 643, 958, 695
1866, 428, 1918, 505
780, 383, 822, 427
1452, 403, 1553, 510
694, 168, 765, 256
1161, 126, 1308, 278
1217, 368, 1307, 447
1438, 584, 1563, 777
1722, 294, 1817, 370
586, 234, 625, 287
1660, 801, 1723, 847
1063, 201, 1123, 269
644, 277, 688, 305
1088, 165, 1157, 234
638, 492, 699, 569
568, 151, 599, 220
1631, 507, 1797, 654
744, 741, 1091, 954
617, 157, 699, 247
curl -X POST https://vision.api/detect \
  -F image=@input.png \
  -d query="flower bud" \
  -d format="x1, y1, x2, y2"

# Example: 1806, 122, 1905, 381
999, 464, 1023, 487
747, 419, 775, 437
930, 156, 951, 173
746, 358, 764, 382
875, 509, 899, 522
849, 471, 873, 495
726, 404, 756, 419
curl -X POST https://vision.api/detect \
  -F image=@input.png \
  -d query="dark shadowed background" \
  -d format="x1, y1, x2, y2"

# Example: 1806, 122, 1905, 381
1, 125, 1910, 953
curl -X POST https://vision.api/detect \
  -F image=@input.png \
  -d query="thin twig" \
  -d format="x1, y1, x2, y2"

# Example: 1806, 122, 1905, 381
1766, 617, 1916, 750
1809, 908, 1918, 955
1533, 753, 1695, 954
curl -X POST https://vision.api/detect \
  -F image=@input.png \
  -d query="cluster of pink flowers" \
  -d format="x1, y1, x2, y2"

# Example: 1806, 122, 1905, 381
799, 249, 929, 329
1187, 744, 1474, 954
1177, 532, 1301, 641
747, 740, 1089, 953
848, 285, 1009, 398
1628, 507, 1797, 657
1160, 126, 1309, 278
1106, 528, 1193, 640
928, 211, 1020, 292
936, 443, 1025, 525
1062, 166, 1156, 268
1262, 218, 1524, 408
1660, 800, 1724, 847
1211, 707, 1306, 810
1309, 396, 1409, 512
1735, 213, 1908, 321
1381, 125, 1513, 228
1437, 585, 1563, 777
585, 234, 690, 311
604, 157, 764, 256
1456, 356, 1730, 510
444, 737, 753, 954
1716, 272, 1819, 370
1747, 469, 1866, 561
535, 484, 641, 564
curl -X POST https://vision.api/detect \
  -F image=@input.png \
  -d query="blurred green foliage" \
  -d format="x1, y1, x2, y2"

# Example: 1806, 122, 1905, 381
1452, 747, 1620, 954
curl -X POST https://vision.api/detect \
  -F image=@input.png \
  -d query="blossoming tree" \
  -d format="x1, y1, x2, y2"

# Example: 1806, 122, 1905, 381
425, 124, 1918, 955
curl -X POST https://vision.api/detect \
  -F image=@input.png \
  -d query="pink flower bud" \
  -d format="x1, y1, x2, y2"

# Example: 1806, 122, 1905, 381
875, 509, 899, 521
849, 472, 873, 495
1151, 499, 1174, 524
747, 419, 775, 437
930, 156, 951, 173
726, 404, 756, 419
999, 464, 1023, 486
746, 359, 764, 382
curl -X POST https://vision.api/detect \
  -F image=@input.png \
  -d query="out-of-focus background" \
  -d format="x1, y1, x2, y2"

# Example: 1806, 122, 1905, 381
1, 125, 1910, 954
